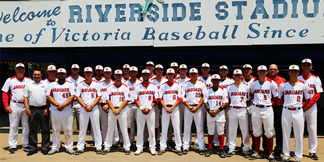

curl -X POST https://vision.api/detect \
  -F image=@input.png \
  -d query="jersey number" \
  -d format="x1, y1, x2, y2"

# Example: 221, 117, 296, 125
297, 96, 301, 102
215, 101, 221, 106
264, 95, 267, 100
148, 96, 151, 101
173, 95, 176, 100
91, 93, 94, 98
240, 97, 244, 102
62, 93, 70, 98
195, 93, 201, 98
119, 97, 124, 102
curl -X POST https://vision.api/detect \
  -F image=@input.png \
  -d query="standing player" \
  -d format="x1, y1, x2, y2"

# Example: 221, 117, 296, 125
170, 62, 180, 78
182, 68, 206, 155
249, 65, 278, 162
159, 68, 183, 156
204, 74, 229, 158
152, 64, 168, 145
279, 65, 310, 162
134, 69, 159, 155
121, 64, 131, 83
298, 58, 322, 160
75, 67, 102, 155
43, 65, 58, 84
102, 70, 131, 155
2, 63, 31, 153
124, 66, 142, 145
93, 65, 105, 82
140, 61, 156, 81
226, 69, 250, 157
243, 64, 256, 84
46, 68, 75, 155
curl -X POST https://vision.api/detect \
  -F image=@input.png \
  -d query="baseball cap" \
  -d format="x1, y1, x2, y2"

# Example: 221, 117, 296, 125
114, 69, 123, 75
170, 62, 178, 67
257, 65, 267, 71
130, 66, 138, 72
84, 67, 93, 72
211, 74, 221, 80
142, 69, 150, 74
202, 63, 210, 68
155, 64, 163, 69
166, 68, 175, 74
243, 64, 252, 69
95, 65, 103, 71
123, 64, 130, 69
47, 65, 57, 72
189, 68, 198, 74
146, 61, 154, 66
302, 58, 312, 64
71, 64, 79, 69
57, 68, 66, 74
179, 64, 187, 69
219, 65, 228, 70
15, 63, 25, 68
103, 67, 112, 72
233, 69, 243, 75
289, 65, 300, 71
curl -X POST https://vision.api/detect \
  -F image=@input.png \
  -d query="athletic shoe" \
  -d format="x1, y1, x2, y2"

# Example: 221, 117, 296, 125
177, 149, 183, 156
66, 149, 74, 155
295, 158, 302, 162
199, 149, 205, 155
23, 146, 31, 152
135, 149, 143, 155
9, 148, 16, 154
250, 152, 262, 160
48, 149, 57, 155
269, 153, 276, 162
205, 149, 212, 157
183, 149, 189, 155
219, 149, 226, 158
227, 150, 234, 157
74, 150, 84, 155
309, 153, 318, 160
101, 148, 110, 155
280, 157, 289, 162
125, 150, 130, 155
158, 149, 166, 155
244, 151, 250, 158
192, 142, 199, 149
95, 148, 102, 155
150, 149, 156, 156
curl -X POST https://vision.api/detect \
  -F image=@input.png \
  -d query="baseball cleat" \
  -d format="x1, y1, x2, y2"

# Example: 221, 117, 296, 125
268, 153, 276, 162
96, 148, 102, 155
219, 149, 226, 158
23, 146, 31, 152
134, 149, 143, 155
280, 157, 289, 162
205, 149, 212, 157
183, 149, 189, 155
150, 149, 156, 156
48, 149, 57, 155
250, 152, 262, 160
226, 150, 234, 157
125, 150, 130, 155
309, 153, 318, 160
101, 148, 110, 155
244, 151, 250, 158
158, 149, 165, 155
177, 149, 183, 156
74, 150, 84, 155
9, 148, 16, 154
199, 149, 205, 155
295, 158, 302, 162
66, 148, 74, 155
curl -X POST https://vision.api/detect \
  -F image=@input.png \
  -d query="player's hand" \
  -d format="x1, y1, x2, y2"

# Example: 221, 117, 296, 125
188, 106, 193, 111
5, 106, 12, 114
303, 106, 308, 112
113, 109, 120, 115
190, 107, 198, 113
208, 111, 215, 117
102, 105, 108, 111
85, 105, 92, 112
166, 108, 172, 114
57, 104, 64, 111
26, 109, 32, 116
214, 110, 219, 116
44, 109, 49, 116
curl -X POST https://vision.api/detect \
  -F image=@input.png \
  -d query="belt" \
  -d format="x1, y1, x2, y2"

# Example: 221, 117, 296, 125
284, 106, 302, 111
12, 100, 24, 104
231, 106, 245, 109
190, 104, 198, 107
254, 104, 271, 108
166, 104, 173, 107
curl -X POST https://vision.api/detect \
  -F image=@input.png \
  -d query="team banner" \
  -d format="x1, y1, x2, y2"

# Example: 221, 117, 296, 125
0, 0, 323, 47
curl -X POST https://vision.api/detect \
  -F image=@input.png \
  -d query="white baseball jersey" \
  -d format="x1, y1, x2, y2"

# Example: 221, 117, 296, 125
43, 78, 58, 85
1, 76, 31, 103
198, 75, 213, 88
92, 77, 105, 83
66, 75, 85, 100
243, 76, 257, 85
152, 77, 168, 94
134, 82, 159, 108
159, 82, 183, 105
183, 80, 207, 105
204, 87, 229, 111
220, 77, 234, 89
298, 74, 323, 98
99, 80, 115, 103
175, 76, 191, 87
140, 74, 156, 82
279, 81, 310, 108
124, 79, 142, 104
250, 78, 279, 106
227, 83, 250, 107
46, 81, 75, 110
121, 77, 130, 83
75, 80, 102, 105
107, 83, 131, 107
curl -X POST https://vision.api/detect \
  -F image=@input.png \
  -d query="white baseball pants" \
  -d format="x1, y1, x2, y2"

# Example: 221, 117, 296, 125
126, 103, 137, 143
304, 104, 317, 153
99, 104, 119, 145
224, 105, 231, 146
207, 114, 225, 136
136, 108, 156, 150
252, 106, 274, 138
183, 107, 205, 150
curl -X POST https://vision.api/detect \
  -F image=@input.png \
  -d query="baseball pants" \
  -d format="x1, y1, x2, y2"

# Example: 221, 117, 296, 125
160, 106, 182, 150
8, 101, 29, 149
183, 107, 205, 150
77, 106, 102, 150
304, 104, 318, 153
207, 114, 225, 136
105, 108, 130, 151
99, 104, 119, 145
224, 105, 231, 146
252, 106, 274, 138
273, 105, 283, 155
50, 108, 73, 151
282, 107, 304, 159
72, 101, 81, 127
155, 105, 161, 141
228, 107, 250, 152
136, 108, 156, 150
127, 103, 137, 143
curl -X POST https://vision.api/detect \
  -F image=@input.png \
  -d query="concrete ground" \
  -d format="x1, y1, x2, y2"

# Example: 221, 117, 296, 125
0, 128, 323, 162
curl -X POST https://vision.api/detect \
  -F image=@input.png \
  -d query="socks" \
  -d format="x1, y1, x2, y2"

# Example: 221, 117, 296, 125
267, 137, 273, 154
219, 134, 225, 149
254, 136, 261, 153
208, 135, 214, 150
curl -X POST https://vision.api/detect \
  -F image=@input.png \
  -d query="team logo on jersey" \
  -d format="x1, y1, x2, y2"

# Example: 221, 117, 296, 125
308, 90, 312, 94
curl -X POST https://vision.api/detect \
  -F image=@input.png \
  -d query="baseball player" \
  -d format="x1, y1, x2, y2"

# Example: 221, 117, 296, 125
93, 65, 105, 82
249, 65, 278, 162
98, 67, 119, 147
298, 58, 322, 160
75, 67, 102, 155
204, 74, 229, 158
218, 65, 234, 148
43, 65, 58, 84
134, 69, 159, 155
182, 68, 206, 155
124, 66, 142, 144
140, 61, 156, 81
170, 62, 180, 78
158, 68, 183, 156
122, 64, 131, 83
2, 63, 31, 154
102, 70, 131, 155
66, 64, 85, 131
226, 69, 250, 157
152, 64, 168, 145
279, 65, 310, 162
46, 68, 75, 155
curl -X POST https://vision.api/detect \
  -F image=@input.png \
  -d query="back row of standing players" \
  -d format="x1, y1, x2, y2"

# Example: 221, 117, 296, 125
2, 59, 321, 162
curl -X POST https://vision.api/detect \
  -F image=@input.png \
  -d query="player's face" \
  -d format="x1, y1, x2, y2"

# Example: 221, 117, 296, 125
243, 68, 252, 76
84, 72, 93, 79
166, 74, 175, 80
268, 65, 278, 76
233, 74, 243, 82
141, 73, 150, 81
32, 70, 42, 83
95, 70, 103, 76
257, 70, 268, 78
211, 79, 220, 87
201, 67, 210, 74
146, 65, 154, 72
57, 73, 67, 81
179, 68, 187, 75
71, 68, 79, 75
155, 68, 163, 76
47, 71, 57, 78
301, 63, 312, 72
123, 68, 130, 75
219, 69, 228, 77
189, 73, 198, 80
103, 72, 112, 78
15, 67, 25, 77
114, 74, 122, 82
129, 71, 138, 78
288, 70, 299, 78
172, 67, 178, 73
